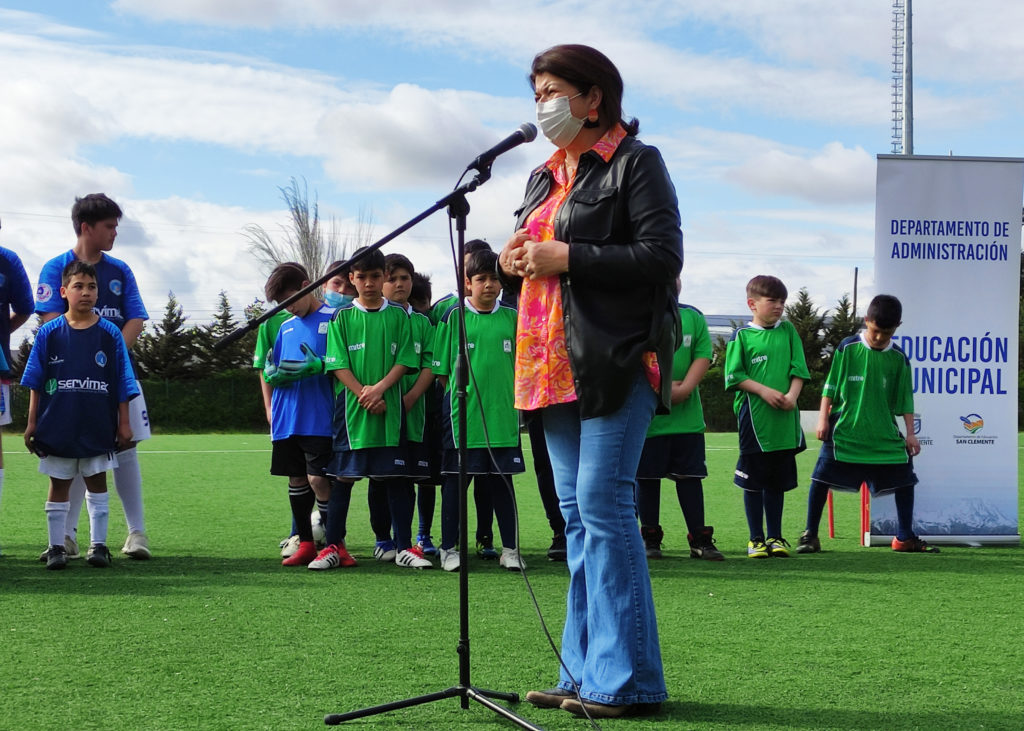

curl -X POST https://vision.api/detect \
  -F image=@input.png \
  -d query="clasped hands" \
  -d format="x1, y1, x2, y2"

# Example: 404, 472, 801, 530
499, 228, 569, 280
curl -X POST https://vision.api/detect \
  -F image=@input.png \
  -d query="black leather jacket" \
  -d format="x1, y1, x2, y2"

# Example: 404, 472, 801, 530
503, 134, 683, 419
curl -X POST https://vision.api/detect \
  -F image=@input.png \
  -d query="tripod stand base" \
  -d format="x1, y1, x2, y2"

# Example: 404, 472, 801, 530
324, 685, 542, 728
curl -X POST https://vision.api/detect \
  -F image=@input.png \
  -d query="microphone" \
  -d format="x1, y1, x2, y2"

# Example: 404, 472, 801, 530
467, 123, 537, 172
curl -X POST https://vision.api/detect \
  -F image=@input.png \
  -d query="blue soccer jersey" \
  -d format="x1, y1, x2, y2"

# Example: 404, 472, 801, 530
21, 316, 139, 458
35, 250, 149, 330
269, 304, 336, 441
0, 246, 34, 377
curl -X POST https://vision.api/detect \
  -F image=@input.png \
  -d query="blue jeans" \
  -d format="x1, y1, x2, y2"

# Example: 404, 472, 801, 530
543, 374, 667, 706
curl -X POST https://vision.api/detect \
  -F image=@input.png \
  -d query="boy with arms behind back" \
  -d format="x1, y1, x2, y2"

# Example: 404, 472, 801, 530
724, 275, 809, 558
22, 261, 137, 569
797, 294, 937, 554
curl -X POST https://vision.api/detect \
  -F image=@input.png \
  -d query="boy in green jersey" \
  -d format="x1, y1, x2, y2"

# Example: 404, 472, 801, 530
724, 275, 809, 558
324, 247, 430, 569
798, 294, 938, 554
636, 288, 723, 561
432, 249, 525, 572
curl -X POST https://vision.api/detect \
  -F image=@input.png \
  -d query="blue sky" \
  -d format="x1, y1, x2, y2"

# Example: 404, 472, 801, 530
1, 1, 1022, 332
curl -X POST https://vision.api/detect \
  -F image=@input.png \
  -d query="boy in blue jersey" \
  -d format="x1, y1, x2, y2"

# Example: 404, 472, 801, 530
324, 247, 430, 569
22, 261, 137, 570
34, 194, 152, 561
261, 263, 356, 570
432, 249, 525, 572
798, 294, 938, 554
0, 217, 36, 556
724, 275, 809, 558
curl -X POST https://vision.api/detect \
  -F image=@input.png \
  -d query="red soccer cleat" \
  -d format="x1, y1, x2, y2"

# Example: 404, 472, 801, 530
282, 540, 318, 566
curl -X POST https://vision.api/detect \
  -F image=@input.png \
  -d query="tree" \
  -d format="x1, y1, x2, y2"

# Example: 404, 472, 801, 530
195, 291, 251, 373
134, 292, 202, 380
243, 177, 365, 286
784, 288, 827, 374
823, 293, 861, 361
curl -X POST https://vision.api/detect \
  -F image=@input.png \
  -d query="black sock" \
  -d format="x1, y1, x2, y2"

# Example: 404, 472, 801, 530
288, 483, 315, 542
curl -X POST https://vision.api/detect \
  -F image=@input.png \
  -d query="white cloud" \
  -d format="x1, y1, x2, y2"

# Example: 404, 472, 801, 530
726, 142, 876, 204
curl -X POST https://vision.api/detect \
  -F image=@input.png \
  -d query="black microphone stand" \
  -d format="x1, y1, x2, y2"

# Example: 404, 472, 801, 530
323, 169, 541, 729
214, 159, 541, 729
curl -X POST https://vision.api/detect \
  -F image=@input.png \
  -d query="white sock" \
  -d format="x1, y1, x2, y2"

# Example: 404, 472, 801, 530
45, 501, 70, 547
113, 447, 145, 534
86, 491, 110, 546
66, 475, 87, 541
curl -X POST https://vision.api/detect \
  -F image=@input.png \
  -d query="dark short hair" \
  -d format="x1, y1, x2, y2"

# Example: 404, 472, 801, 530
72, 193, 122, 236
61, 260, 97, 287
385, 253, 415, 277
350, 246, 385, 274
326, 260, 349, 279
865, 294, 902, 329
264, 262, 308, 303
410, 272, 432, 306
465, 239, 492, 255
531, 44, 638, 136
746, 275, 788, 301
466, 249, 499, 280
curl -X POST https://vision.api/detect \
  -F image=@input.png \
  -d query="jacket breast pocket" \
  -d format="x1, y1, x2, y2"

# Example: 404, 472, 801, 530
567, 187, 618, 243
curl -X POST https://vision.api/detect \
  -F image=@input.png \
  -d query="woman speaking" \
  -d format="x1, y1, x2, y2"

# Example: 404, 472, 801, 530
498, 44, 683, 719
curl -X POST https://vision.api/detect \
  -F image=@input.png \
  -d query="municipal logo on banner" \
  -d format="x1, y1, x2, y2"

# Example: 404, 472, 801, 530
913, 413, 933, 446
95, 350, 107, 367
109, 279, 122, 296
955, 412, 996, 445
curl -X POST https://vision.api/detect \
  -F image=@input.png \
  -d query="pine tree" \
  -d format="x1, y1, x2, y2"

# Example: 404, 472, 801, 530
134, 292, 201, 379
196, 291, 250, 373
784, 288, 827, 373
823, 293, 861, 365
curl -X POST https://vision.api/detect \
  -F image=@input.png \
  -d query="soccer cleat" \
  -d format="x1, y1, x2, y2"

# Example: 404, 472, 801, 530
439, 547, 460, 572
892, 535, 940, 553
640, 525, 664, 559
416, 534, 438, 556
395, 546, 433, 569
688, 526, 725, 561
547, 533, 567, 561
766, 537, 793, 558
373, 539, 397, 562
45, 544, 68, 570
499, 547, 526, 571
747, 539, 770, 558
476, 538, 499, 560
86, 543, 113, 568
311, 511, 326, 548
39, 535, 80, 562
308, 544, 342, 570
281, 540, 318, 566
280, 534, 301, 558
335, 543, 358, 568
122, 531, 152, 560
797, 531, 821, 554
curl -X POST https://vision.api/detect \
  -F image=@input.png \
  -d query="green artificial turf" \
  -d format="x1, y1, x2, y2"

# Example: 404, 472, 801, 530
0, 433, 1021, 730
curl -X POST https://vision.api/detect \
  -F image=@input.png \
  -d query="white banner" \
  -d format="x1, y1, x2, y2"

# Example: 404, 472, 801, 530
872, 155, 1021, 544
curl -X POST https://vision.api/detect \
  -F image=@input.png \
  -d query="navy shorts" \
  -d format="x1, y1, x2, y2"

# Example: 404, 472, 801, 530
734, 449, 800, 493
328, 446, 411, 480
271, 435, 332, 478
810, 449, 917, 496
441, 446, 525, 475
637, 433, 708, 480
405, 440, 432, 482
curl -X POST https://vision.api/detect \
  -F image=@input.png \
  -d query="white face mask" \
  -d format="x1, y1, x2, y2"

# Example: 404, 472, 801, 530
536, 93, 584, 149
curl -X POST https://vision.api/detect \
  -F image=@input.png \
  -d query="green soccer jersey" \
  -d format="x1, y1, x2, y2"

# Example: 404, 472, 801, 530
822, 334, 914, 464
724, 320, 810, 453
429, 292, 457, 326
402, 306, 434, 443
647, 304, 712, 437
324, 300, 418, 450
432, 300, 518, 449
252, 309, 293, 378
